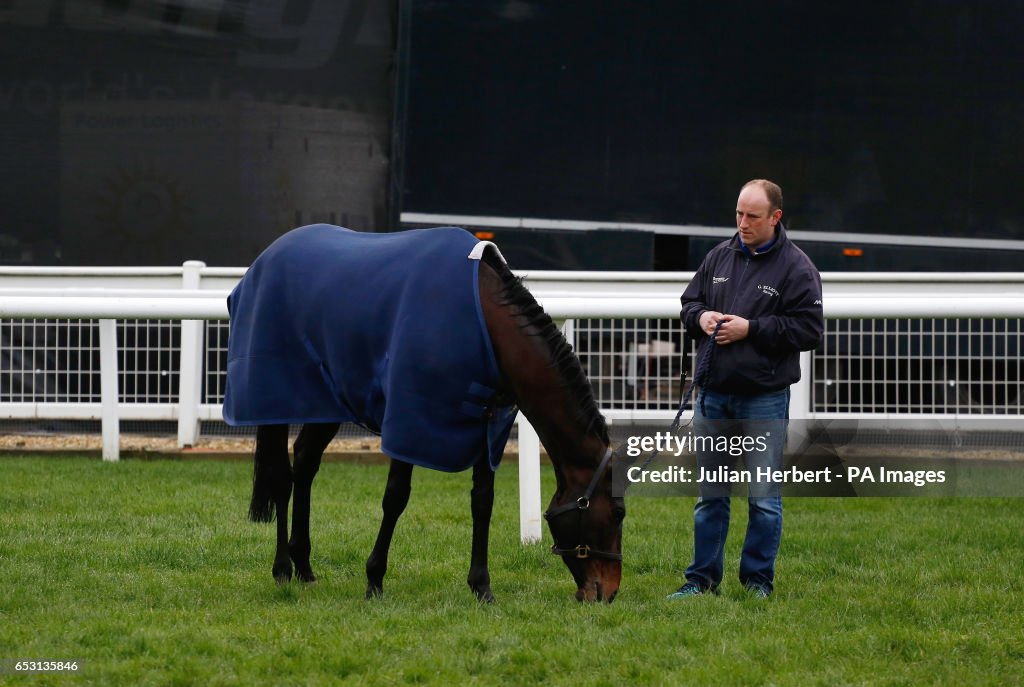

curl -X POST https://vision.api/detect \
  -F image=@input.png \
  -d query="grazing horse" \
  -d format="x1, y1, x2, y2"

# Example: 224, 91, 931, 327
224, 225, 623, 602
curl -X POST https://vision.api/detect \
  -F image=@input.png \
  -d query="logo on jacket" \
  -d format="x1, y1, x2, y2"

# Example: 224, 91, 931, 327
758, 284, 780, 298
713, 276, 729, 284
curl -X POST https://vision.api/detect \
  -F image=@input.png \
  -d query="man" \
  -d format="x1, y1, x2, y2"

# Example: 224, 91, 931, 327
669, 179, 824, 599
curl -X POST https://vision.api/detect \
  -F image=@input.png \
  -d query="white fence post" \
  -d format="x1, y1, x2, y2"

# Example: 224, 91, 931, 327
177, 261, 206, 447
791, 350, 812, 420
788, 350, 813, 448
561, 318, 575, 347
98, 318, 120, 461
513, 318, 573, 544
517, 415, 543, 544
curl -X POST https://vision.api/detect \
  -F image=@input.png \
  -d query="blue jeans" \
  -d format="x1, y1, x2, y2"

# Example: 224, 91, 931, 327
684, 388, 789, 593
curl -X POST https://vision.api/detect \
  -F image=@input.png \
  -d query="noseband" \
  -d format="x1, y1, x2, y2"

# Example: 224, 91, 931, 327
544, 448, 622, 561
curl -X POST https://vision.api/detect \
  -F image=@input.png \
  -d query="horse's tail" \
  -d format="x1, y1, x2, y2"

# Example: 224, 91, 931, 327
249, 424, 290, 522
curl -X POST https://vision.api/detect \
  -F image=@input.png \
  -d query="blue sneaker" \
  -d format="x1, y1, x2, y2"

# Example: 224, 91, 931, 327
745, 584, 771, 599
666, 582, 717, 599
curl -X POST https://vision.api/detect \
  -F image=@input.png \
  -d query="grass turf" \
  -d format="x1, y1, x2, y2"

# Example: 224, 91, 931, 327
0, 455, 1022, 686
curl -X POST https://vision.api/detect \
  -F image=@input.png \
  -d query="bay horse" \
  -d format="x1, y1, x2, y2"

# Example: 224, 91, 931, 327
224, 225, 624, 602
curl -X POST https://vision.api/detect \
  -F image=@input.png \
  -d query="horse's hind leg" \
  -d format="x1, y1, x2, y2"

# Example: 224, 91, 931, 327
468, 459, 496, 602
289, 422, 339, 583
250, 424, 293, 584
365, 458, 413, 598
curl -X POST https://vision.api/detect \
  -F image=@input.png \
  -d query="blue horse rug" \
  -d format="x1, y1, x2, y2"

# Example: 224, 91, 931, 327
223, 224, 518, 472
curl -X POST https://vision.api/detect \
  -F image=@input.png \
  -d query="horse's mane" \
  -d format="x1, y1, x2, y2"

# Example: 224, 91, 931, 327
483, 250, 609, 445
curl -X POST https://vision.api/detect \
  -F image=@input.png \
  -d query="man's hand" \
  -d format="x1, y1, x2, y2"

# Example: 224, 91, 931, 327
698, 310, 724, 336
713, 315, 749, 345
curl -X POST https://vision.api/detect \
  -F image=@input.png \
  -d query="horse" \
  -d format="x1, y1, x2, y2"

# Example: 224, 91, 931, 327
223, 224, 624, 602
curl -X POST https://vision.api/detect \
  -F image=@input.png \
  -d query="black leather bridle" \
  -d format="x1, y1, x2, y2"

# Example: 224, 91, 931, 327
543, 448, 623, 561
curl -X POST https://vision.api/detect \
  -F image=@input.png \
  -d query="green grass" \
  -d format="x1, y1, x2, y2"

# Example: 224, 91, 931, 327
0, 456, 1022, 686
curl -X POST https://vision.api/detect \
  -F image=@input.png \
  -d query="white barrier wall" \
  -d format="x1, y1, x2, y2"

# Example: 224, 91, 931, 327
2, 264, 1023, 543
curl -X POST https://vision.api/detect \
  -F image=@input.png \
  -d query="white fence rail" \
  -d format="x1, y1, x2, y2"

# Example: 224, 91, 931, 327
3, 263, 1024, 438
2, 264, 1023, 543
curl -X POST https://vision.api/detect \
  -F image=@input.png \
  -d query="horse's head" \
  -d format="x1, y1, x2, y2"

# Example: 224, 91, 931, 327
544, 448, 624, 602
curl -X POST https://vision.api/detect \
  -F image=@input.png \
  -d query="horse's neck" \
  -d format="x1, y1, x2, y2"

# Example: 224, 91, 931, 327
477, 264, 607, 472
517, 366, 607, 471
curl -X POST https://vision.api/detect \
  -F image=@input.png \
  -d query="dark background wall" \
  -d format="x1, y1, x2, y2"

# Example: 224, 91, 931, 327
1, 0, 395, 265
401, 1, 1024, 241
3, 1, 1024, 266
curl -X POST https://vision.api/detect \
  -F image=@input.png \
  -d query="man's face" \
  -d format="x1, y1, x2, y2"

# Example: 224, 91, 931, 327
735, 185, 781, 250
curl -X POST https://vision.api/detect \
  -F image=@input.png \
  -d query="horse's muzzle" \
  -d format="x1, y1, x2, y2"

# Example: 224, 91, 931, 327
576, 575, 619, 603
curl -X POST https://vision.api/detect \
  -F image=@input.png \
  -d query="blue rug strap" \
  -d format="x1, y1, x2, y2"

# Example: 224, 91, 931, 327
461, 382, 499, 419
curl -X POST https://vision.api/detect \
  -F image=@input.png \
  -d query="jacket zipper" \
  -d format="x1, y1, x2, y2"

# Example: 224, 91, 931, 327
725, 257, 751, 315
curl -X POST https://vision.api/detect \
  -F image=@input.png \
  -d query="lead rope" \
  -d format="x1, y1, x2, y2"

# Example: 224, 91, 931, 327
638, 255, 750, 467
635, 320, 722, 472
675, 320, 723, 430
670, 258, 749, 431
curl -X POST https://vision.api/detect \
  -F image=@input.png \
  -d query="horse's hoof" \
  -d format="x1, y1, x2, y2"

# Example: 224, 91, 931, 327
294, 562, 317, 584
365, 584, 383, 599
272, 562, 293, 585
473, 587, 496, 603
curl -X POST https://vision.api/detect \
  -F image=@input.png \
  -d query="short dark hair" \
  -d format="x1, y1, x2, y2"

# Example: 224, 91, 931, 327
742, 179, 783, 213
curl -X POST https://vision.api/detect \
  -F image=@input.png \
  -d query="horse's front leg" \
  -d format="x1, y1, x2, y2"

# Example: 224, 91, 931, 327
365, 459, 413, 598
289, 422, 339, 583
467, 459, 496, 602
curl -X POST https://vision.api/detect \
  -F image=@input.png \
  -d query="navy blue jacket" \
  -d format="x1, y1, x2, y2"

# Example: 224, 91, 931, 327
680, 225, 824, 394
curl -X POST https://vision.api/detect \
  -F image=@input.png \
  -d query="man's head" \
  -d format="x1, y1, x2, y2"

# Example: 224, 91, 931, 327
736, 179, 783, 250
